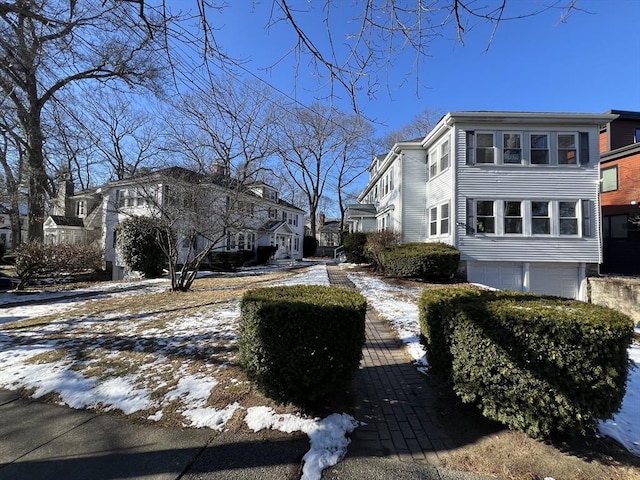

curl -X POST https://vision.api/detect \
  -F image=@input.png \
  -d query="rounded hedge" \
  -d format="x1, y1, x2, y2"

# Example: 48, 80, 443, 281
380, 242, 460, 280
239, 285, 367, 406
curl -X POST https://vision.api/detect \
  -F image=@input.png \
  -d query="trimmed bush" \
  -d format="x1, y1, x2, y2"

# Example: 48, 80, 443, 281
239, 285, 367, 406
256, 245, 277, 264
380, 242, 460, 280
342, 232, 368, 263
0, 239, 5, 263
303, 235, 318, 257
419, 288, 634, 438
209, 250, 254, 270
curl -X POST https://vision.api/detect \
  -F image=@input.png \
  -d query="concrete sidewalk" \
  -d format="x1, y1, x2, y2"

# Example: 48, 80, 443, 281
0, 265, 498, 480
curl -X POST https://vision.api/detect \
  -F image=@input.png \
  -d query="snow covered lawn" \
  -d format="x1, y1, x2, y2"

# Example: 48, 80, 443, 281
0, 264, 354, 480
1, 261, 638, 480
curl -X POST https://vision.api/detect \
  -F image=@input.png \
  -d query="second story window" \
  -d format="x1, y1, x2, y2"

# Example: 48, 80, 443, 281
530, 134, 549, 164
76, 201, 86, 216
439, 140, 450, 171
503, 133, 522, 164
558, 134, 577, 164
476, 133, 495, 164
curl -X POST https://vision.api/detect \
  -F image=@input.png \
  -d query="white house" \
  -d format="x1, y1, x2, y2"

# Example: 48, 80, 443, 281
44, 167, 306, 279
349, 111, 618, 300
0, 203, 28, 249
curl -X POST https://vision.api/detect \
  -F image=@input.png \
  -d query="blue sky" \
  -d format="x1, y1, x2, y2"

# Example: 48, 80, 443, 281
193, 0, 640, 137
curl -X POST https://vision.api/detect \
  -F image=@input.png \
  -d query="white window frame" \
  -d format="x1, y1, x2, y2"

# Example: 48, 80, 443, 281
503, 200, 523, 235
428, 202, 450, 237
439, 139, 450, 171
559, 200, 579, 236
428, 147, 439, 178
475, 132, 496, 164
502, 132, 523, 165
531, 201, 551, 235
476, 200, 496, 234
557, 133, 578, 165
530, 133, 550, 165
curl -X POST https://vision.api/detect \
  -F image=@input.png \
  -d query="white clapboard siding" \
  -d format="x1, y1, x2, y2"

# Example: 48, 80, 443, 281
401, 149, 428, 242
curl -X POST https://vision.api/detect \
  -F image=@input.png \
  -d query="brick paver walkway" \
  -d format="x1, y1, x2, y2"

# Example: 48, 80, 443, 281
326, 265, 454, 466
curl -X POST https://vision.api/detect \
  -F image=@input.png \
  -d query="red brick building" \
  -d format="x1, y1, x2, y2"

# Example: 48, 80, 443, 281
600, 110, 640, 275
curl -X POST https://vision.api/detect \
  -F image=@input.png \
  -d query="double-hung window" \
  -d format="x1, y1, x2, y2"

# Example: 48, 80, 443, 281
429, 207, 438, 236
559, 201, 578, 235
558, 134, 577, 164
476, 201, 495, 233
530, 134, 549, 164
429, 149, 438, 178
504, 201, 523, 234
440, 203, 450, 235
503, 133, 522, 164
476, 133, 495, 164
429, 203, 450, 236
531, 201, 550, 234
439, 140, 450, 171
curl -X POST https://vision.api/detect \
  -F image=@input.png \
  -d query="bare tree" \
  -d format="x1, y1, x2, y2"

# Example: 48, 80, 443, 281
166, 75, 279, 185
377, 107, 444, 151
87, 91, 164, 181
0, 0, 166, 241
275, 103, 347, 238
334, 113, 374, 235
152, 1, 581, 111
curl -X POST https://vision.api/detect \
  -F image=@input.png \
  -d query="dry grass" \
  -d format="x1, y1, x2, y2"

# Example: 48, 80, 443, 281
3, 266, 640, 478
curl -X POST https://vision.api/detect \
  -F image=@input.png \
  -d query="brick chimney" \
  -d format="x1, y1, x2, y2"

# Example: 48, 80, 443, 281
319, 212, 325, 226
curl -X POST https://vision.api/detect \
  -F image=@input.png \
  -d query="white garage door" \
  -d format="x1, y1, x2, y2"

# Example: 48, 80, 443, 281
467, 262, 524, 292
529, 264, 580, 299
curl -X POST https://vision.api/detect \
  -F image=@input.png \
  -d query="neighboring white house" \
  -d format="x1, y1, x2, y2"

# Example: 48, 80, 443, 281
44, 167, 306, 280
348, 111, 618, 300
0, 203, 28, 249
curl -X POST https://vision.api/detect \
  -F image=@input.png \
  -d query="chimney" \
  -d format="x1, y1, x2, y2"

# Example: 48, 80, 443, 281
319, 212, 325, 226
52, 170, 74, 217
212, 162, 227, 179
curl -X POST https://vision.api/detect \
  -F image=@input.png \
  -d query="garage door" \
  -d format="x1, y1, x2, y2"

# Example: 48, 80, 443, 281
529, 264, 579, 299
467, 262, 523, 292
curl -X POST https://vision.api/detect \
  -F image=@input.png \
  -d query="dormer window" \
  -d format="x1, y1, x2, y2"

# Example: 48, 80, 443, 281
76, 201, 86, 217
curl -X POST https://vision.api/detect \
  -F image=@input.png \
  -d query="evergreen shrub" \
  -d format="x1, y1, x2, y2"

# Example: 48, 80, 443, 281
419, 288, 634, 438
256, 245, 277, 264
342, 232, 368, 263
239, 285, 367, 406
303, 235, 318, 257
380, 242, 460, 280
115, 216, 168, 278
209, 250, 254, 270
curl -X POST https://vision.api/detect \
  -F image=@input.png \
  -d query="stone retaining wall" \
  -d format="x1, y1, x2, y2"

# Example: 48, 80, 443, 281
589, 276, 640, 326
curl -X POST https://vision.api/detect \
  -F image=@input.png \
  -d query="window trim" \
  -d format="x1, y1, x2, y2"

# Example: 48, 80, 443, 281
475, 132, 496, 164
531, 200, 551, 235
503, 200, 523, 235
502, 132, 523, 165
530, 133, 550, 165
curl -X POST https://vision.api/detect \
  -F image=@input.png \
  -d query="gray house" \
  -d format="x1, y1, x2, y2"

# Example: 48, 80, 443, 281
349, 111, 617, 300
